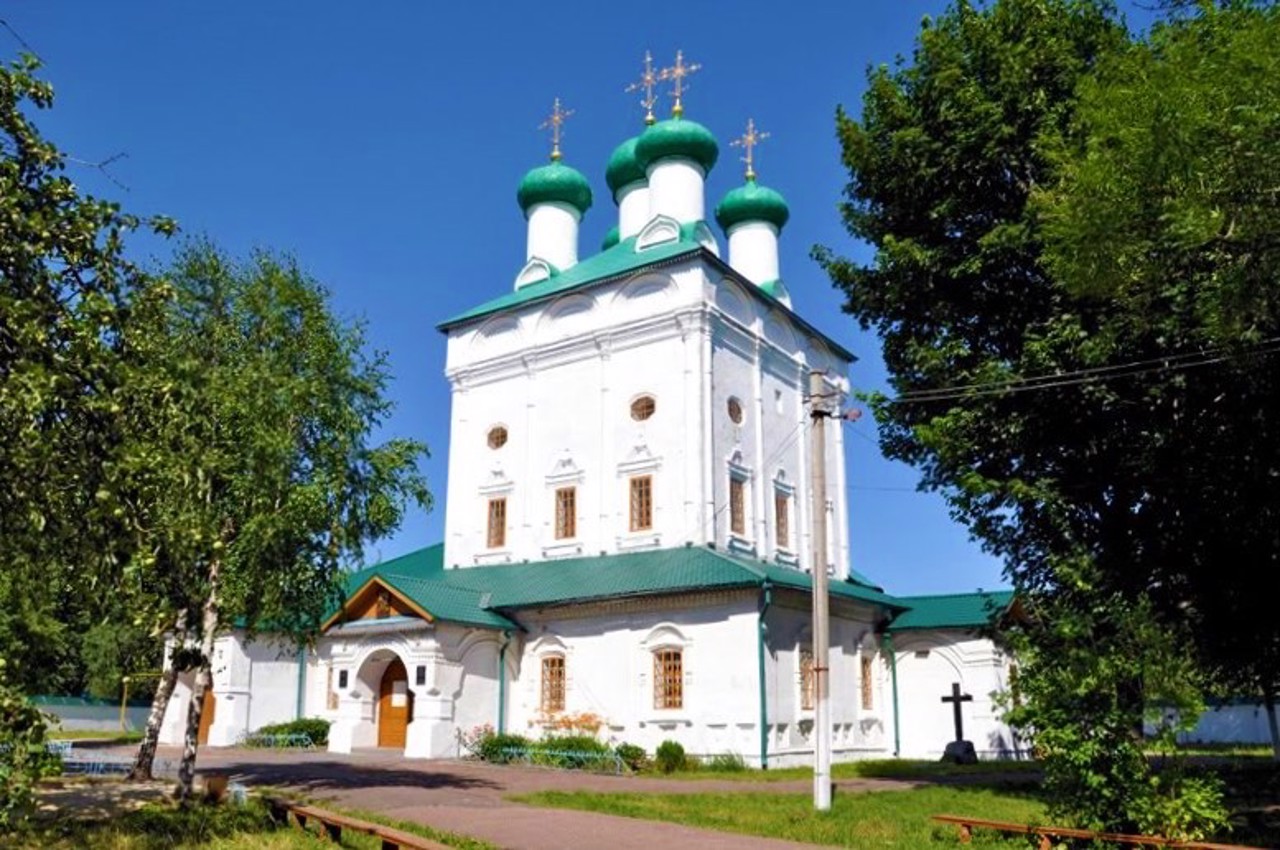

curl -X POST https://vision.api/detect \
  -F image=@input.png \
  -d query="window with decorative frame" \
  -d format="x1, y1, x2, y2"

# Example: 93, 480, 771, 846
540, 655, 566, 713
729, 476, 747, 536
774, 490, 790, 550
554, 487, 576, 539
799, 647, 815, 711
860, 654, 875, 710
486, 497, 507, 549
653, 648, 683, 710
629, 475, 653, 531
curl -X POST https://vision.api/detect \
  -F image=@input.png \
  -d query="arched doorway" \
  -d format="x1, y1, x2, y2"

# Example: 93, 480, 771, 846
197, 689, 216, 745
377, 657, 414, 748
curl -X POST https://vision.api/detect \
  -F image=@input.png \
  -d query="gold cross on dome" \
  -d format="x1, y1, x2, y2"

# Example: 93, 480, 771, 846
659, 50, 701, 118
539, 97, 574, 162
625, 50, 661, 126
730, 118, 770, 180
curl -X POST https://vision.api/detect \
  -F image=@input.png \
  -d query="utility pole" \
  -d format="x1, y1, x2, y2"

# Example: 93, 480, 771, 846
809, 369, 832, 811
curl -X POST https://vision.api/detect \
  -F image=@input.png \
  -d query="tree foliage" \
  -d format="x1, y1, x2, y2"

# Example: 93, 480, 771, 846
0, 660, 60, 830
1, 54, 174, 698
116, 242, 430, 797
819, 0, 1277, 833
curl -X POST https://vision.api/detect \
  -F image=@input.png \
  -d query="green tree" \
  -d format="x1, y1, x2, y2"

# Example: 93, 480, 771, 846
0, 660, 60, 831
1, 55, 173, 696
816, 0, 1258, 834
1034, 2, 1280, 753
117, 243, 429, 799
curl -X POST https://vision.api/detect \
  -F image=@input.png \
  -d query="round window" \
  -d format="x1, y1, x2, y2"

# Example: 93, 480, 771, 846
487, 425, 508, 450
630, 395, 656, 421
727, 396, 744, 424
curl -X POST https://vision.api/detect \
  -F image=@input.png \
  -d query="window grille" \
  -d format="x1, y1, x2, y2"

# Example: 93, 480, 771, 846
487, 497, 507, 548
630, 476, 653, 531
653, 649, 683, 710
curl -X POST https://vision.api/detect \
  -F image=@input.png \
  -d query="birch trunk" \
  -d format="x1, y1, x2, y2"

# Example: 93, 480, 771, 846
128, 656, 179, 781
176, 561, 220, 803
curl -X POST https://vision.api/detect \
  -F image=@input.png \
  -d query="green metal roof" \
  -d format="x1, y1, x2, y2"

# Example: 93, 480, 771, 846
335, 543, 905, 631
438, 232, 702, 329
888, 590, 1014, 631
436, 229, 857, 363
517, 160, 593, 216
715, 178, 790, 232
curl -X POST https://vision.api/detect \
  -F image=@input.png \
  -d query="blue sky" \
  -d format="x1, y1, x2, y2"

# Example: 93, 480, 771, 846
6, 2, 1148, 596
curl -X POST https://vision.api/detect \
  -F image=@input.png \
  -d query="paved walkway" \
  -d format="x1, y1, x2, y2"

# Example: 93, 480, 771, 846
155, 745, 924, 849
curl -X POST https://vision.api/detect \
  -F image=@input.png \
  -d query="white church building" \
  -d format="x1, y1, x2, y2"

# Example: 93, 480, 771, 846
160, 76, 1021, 767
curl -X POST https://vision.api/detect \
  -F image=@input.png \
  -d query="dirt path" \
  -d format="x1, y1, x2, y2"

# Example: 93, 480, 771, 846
160, 746, 926, 849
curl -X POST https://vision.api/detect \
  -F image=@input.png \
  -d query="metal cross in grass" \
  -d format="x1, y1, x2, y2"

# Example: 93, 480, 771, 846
941, 682, 974, 742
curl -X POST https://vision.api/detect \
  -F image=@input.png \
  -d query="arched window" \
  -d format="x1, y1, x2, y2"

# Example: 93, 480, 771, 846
799, 647, 815, 711
652, 648, 683, 710
630, 395, 656, 421
487, 425, 508, 450
540, 654, 566, 713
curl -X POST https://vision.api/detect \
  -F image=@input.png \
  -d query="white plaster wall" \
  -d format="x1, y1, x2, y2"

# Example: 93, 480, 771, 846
158, 633, 303, 747
617, 182, 648, 239
727, 221, 780, 286
525, 202, 580, 272
646, 158, 705, 223
1149, 703, 1280, 745
506, 593, 761, 760
444, 257, 855, 578
891, 630, 1022, 759
762, 597, 889, 766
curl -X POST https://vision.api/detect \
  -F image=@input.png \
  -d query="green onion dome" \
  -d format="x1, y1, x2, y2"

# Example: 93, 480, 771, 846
605, 137, 646, 198
634, 117, 719, 174
601, 225, 620, 251
714, 178, 790, 232
517, 161, 593, 218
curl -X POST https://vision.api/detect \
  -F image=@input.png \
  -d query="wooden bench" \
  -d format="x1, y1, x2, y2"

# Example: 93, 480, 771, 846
931, 814, 1266, 849
266, 796, 451, 850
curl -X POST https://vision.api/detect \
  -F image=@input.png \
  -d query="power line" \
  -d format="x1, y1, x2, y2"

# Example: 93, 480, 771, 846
881, 337, 1280, 406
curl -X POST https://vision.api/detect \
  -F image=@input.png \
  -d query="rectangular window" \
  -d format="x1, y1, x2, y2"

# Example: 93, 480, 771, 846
775, 492, 789, 550
799, 648, 815, 711
555, 487, 576, 540
861, 655, 874, 710
653, 649, 683, 710
629, 475, 653, 531
487, 497, 507, 549
729, 477, 746, 536
540, 655, 566, 713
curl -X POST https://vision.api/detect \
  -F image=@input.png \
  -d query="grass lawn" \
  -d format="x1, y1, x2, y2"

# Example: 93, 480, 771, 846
667, 758, 1040, 783
511, 785, 1046, 849
12, 797, 496, 850
48, 729, 144, 743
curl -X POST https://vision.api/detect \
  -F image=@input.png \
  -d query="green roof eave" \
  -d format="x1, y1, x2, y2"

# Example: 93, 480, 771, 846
436, 240, 856, 364
887, 590, 1015, 631
437, 236, 702, 330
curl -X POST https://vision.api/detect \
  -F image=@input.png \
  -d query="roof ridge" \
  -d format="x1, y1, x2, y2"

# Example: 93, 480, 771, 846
898, 589, 1014, 601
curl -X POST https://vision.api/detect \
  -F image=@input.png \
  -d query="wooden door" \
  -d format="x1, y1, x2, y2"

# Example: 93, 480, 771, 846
377, 658, 413, 749
197, 688, 216, 745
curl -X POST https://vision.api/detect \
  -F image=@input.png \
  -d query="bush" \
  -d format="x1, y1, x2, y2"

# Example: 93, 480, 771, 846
615, 742, 648, 773
655, 739, 686, 774
479, 732, 532, 763
252, 717, 330, 746
0, 664, 61, 829
704, 752, 747, 772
